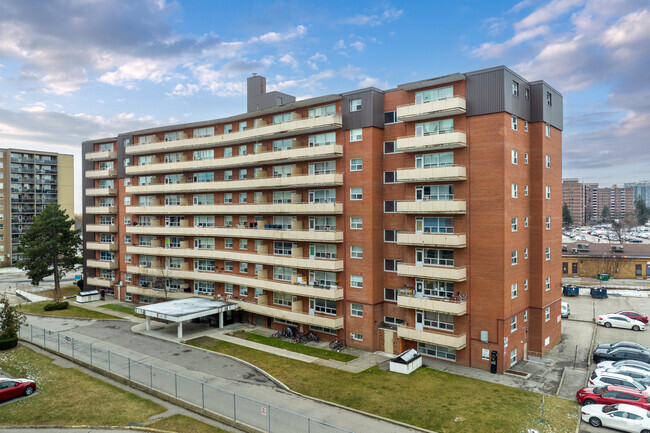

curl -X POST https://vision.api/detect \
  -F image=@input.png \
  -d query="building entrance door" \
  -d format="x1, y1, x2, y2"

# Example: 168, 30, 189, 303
415, 311, 424, 331
572, 263, 578, 275
384, 330, 394, 353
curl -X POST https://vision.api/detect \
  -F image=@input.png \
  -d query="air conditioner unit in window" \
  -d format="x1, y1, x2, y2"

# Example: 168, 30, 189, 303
350, 333, 356, 339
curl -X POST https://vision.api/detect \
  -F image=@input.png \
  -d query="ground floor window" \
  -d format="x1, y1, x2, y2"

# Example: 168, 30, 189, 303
139, 296, 155, 304
125, 293, 132, 302
510, 349, 517, 367
309, 325, 337, 335
274, 318, 298, 327
417, 342, 456, 361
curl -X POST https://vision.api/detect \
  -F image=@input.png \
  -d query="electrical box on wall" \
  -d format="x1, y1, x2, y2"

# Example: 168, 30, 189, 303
481, 331, 488, 342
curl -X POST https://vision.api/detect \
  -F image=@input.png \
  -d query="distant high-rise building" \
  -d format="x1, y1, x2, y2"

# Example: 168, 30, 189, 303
562, 178, 585, 225
625, 181, 650, 207
0, 149, 74, 266
591, 185, 633, 222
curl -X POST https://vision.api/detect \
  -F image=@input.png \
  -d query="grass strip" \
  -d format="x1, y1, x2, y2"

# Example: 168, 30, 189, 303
148, 414, 230, 433
16, 301, 124, 320
23, 284, 80, 299
99, 303, 143, 317
0, 345, 164, 425
189, 336, 579, 433
231, 330, 356, 362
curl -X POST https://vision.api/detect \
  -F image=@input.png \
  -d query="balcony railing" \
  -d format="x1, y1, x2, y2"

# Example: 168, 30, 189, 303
85, 206, 117, 214
396, 232, 466, 248
85, 150, 117, 161
86, 259, 118, 269
87, 277, 116, 288
86, 242, 118, 252
239, 298, 344, 329
396, 131, 467, 153
397, 292, 467, 315
125, 114, 343, 155
396, 200, 466, 214
397, 325, 466, 350
85, 224, 117, 233
396, 96, 466, 122
126, 202, 343, 215
85, 169, 116, 179
397, 262, 467, 282
396, 166, 467, 183
85, 187, 117, 196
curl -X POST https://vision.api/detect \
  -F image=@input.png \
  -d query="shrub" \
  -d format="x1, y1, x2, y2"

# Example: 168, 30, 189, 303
43, 301, 69, 311
44, 303, 56, 311
56, 301, 69, 310
0, 337, 18, 350
76, 279, 84, 291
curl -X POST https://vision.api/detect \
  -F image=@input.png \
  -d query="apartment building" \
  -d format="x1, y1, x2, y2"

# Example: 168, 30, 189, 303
0, 149, 74, 266
625, 181, 650, 207
562, 178, 585, 225
82, 66, 563, 373
591, 185, 634, 222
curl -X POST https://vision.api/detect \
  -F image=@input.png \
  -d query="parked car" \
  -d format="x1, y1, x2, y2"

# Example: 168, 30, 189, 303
597, 341, 649, 352
0, 378, 36, 402
589, 371, 647, 391
616, 311, 650, 324
581, 403, 650, 431
576, 385, 650, 410
594, 366, 650, 386
593, 347, 650, 364
598, 314, 646, 331
598, 360, 650, 373
562, 302, 570, 318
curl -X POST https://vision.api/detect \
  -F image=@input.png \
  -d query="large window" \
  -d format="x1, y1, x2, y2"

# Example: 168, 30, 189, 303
308, 132, 336, 147
415, 217, 453, 233
273, 266, 296, 281
193, 150, 214, 161
194, 216, 215, 228
193, 126, 214, 138
309, 271, 336, 287
313, 298, 337, 315
415, 185, 453, 201
308, 189, 336, 203
423, 311, 454, 331
309, 160, 336, 175
415, 119, 453, 136
274, 292, 295, 306
273, 113, 292, 124
193, 172, 214, 183
415, 152, 453, 168
194, 259, 215, 272
415, 86, 453, 103
193, 194, 214, 205
274, 242, 296, 256
416, 249, 454, 267
194, 237, 214, 249
308, 104, 336, 118
416, 279, 454, 298
195, 281, 214, 295
310, 216, 336, 231
310, 243, 337, 259
417, 342, 456, 361
272, 165, 294, 178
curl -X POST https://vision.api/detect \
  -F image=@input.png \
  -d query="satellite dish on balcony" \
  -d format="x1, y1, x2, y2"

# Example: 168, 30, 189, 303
457, 291, 468, 301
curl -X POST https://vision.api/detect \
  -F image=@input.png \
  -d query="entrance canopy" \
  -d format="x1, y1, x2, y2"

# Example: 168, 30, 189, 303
135, 297, 238, 338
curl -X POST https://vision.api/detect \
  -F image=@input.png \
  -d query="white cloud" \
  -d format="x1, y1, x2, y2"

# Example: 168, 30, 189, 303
350, 41, 366, 52
166, 83, 200, 97
279, 54, 298, 68
334, 39, 346, 50
248, 25, 307, 44
308, 52, 328, 70
358, 76, 388, 89
341, 8, 403, 26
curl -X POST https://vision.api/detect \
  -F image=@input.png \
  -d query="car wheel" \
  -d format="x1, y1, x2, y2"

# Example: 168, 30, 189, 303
582, 399, 596, 405
633, 325, 641, 331
589, 417, 602, 427
604, 322, 612, 328
641, 430, 650, 433
23, 386, 34, 396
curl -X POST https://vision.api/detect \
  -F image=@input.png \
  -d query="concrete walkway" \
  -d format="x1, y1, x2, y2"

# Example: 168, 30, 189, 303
16, 289, 50, 303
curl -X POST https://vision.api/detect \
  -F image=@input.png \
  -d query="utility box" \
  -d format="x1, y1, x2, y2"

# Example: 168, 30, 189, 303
389, 349, 422, 374
76, 290, 100, 303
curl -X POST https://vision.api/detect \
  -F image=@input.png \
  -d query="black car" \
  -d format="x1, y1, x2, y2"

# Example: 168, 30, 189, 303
593, 347, 650, 363
596, 341, 649, 352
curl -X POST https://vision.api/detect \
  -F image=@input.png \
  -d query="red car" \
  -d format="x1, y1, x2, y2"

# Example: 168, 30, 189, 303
0, 378, 36, 402
617, 311, 649, 324
577, 385, 650, 409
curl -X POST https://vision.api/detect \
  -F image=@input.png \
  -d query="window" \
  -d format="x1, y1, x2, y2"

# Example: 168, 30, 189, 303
309, 189, 336, 203
524, 310, 528, 322
124, 235, 131, 244
224, 193, 232, 204
124, 216, 131, 225
415, 86, 453, 103
546, 124, 551, 138
417, 342, 456, 361
238, 285, 248, 296
511, 115, 518, 131
524, 185, 529, 196
546, 92, 552, 106
511, 149, 518, 164
384, 141, 397, 154
350, 246, 363, 259
415, 119, 453, 136
193, 150, 214, 161
546, 276, 551, 291
546, 247, 551, 260
384, 259, 400, 272
239, 239, 248, 250
545, 307, 551, 321
524, 121, 529, 132
350, 128, 362, 142
511, 316, 517, 332
350, 333, 363, 341
224, 216, 233, 227
384, 111, 397, 123
546, 186, 551, 199
350, 217, 362, 230
524, 279, 528, 290
350, 158, 363, 171
274, 241, 296, 256
351, 303, 363, 317
239, 121, 247, 132
350, 188, 363, 200
193, 194, 214, 205
124, 196, 131, 205
524, 153, 528, 164
384, 316, 405, 326
422, 311, 454, 331
415, 152, 453, 168
240, 262, 248, 273
384, 230, 397, 242
525, 88, 529, 100
308, 104, 336, 118
308, 132, 336, 147
384, 201, 396, 213
124, 254, 131, 263
273, 292, 295, 307
511, 217, 518, 232
194, 259, 215, 272
546, 216, 551, 230
313, 298, 337, 315
524, 248, 528, 259
384, 171, 397, 184
415, 217, 453, 234
512, 184, 518, 198
350, 98, 362, 112
224, 124, 233, 133
415, 248, 454, 266
194, 216, 215, 228
239, 169, 247, 180
164, 174, 182, 184
511, 250, 518, 265
546, 155, 551, 168
415, 184, 454, 201
384, 288, 397, 301
350, 275, 363, 288
223, 283, 233, 295
224, 261, 233, 272
194, 281, 214, 295
224, 238, 233, 249
510, 349, 517, 367
273, 113, 292, 125
193, 172, 214, 183
193, 126, 214, 138
224, 147, 232, 158
511, 283, 518, 299
512, 81, 519, 97
239, 192, 247, 203
524, 217, 529, 227
224, 170, 232, 181
125, 272, 131, 282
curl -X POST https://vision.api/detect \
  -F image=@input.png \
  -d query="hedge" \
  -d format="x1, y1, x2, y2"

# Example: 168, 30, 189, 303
43, 301, 70, 312
0, 337, 18, 350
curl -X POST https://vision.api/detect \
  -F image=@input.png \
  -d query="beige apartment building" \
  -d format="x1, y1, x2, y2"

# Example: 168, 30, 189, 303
0, 149, 74, 266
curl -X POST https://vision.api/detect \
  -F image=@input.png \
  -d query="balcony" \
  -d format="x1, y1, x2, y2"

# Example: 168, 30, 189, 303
396, 97, 466, 122
125, 245, 343, 272
126, 144, 344, 175
87, 277, 116, 288
396, 232, 466, 248
125, 173, 343, 195
85, 224, 117, 233
126, 225, 344, 243
86, 206, 117, 214
397, 293, 467, 315
396, 166, 467, 183
85, 188, 117, 196
396, 132, 467, 153
125, 114, 343, 155
86, 259, 118, 270
397, 326, 466, 350
85, 151, 117, 161
239, 299, 344, 329
86, 169, 116, 179
127, 266, 343, 300
126, 202, 343, 215
397, 263, 467, 282
396, 200, 466, 214
126, 285, 193, 300
86, 242, 118, 252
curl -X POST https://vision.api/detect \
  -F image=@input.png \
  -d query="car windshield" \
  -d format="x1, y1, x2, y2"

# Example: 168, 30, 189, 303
602, 405, 619, 414
593, 386, 608, 393
611, 342, 630, 349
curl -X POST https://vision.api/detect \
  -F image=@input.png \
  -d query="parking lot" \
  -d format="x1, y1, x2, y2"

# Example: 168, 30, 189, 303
559, 292, 650, 433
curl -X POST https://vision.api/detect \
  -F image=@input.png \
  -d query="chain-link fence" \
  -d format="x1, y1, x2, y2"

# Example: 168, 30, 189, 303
19, 323, 352, 433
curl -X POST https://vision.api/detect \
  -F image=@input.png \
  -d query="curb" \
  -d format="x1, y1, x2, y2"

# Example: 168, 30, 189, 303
556, 366, 567, 396
0, 426, 174, 433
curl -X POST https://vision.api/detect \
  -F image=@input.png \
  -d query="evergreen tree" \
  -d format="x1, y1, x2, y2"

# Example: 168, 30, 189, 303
601, 205, 611, 223
635, 197, 649, 226
562, 203, 573, 226
17, 204, 81, 303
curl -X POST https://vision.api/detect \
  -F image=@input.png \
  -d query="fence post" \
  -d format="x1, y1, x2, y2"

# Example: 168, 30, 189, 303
43, 329, 46, 346
174, 373, 177, 398
90, 343, 93, 365
202, 382, 205, 409
268, 405, 271, 432
72, 338, 75, 358
108, 350, 111, 372
30, 325, 32, 341
308, 418, 310, 433
233, 394, 237, 422
150, 365, 153, 388
58, 333, 60, 352
128, 358, 131, 380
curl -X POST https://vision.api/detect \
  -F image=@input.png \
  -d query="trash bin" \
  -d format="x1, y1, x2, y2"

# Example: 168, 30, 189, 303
597, 273, 610, 281
590, 287, 608, 299
562, 285, 579, 297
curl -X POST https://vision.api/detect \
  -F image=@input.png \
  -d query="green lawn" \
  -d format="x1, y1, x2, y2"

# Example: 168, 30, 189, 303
99, 303, 143, 317
32, 284, 80, 299
16, 301, 124, 320
148, 414, 230, 433
189, 337, 579, 433
231, 330, 356, 362
0, 345, 164, 425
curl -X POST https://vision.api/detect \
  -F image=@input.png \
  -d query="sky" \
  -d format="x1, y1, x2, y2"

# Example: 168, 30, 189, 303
0, 0, 649, 213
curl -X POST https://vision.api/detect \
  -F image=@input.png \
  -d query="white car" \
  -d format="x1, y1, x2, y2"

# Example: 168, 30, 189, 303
593, 366, 650, 386
589, 371, 647, 391
598, 314, 646, 331
598, 360, 650, 373
562, 302, 570, 318
581, 403, 650, 431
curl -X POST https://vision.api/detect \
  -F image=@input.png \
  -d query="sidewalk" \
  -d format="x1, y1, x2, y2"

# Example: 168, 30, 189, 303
562, 276, 650, 289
